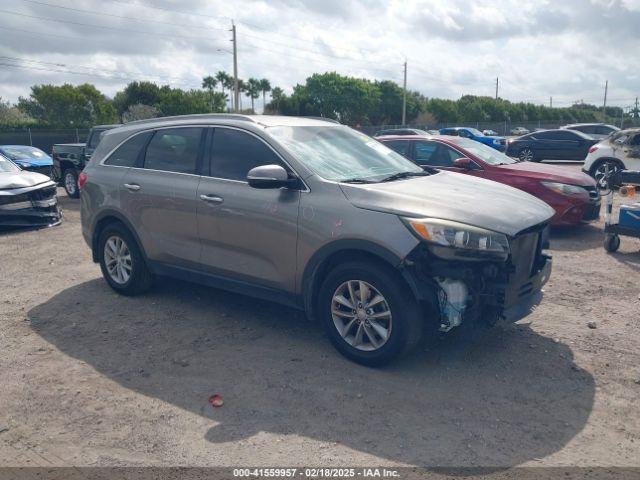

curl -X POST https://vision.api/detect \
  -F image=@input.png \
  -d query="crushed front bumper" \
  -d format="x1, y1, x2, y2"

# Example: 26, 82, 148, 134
0, 182, 62, 228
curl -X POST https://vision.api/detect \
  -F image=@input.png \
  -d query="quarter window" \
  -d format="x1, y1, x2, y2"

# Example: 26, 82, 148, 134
144, 128, 203, 174
104, 131, 152, 167
209, 128, 283, 181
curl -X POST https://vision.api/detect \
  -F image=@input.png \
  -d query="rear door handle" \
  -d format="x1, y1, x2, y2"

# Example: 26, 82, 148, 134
200, 194, 224, 204
124, 183, 141, 192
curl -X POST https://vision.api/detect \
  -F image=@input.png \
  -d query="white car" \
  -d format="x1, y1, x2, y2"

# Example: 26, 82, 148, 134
510, 127, 530, 135
583, 128, 640, 187
483, 129, 499, 136
561, 123, 620, 140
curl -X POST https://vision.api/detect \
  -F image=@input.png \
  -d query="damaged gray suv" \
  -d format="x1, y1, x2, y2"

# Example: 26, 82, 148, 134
81, 115, 554, 365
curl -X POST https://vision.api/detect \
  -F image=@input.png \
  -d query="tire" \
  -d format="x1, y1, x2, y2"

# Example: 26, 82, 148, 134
604, 234, 620, 253
518, 148, 536, 162
98, 222, 153, 295
317, 261, 424, 366
63, 168, 79, 198
590, 159, 623, 189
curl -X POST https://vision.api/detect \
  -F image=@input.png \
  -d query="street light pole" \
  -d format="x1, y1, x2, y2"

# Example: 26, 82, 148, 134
402, 60, 407, 125
232, 21, 239, 113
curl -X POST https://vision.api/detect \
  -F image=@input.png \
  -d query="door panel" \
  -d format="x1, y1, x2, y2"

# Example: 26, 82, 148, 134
196, 127, 300, 292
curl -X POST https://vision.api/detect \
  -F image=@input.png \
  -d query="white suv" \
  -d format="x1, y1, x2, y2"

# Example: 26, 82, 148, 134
583, 128, 640, 187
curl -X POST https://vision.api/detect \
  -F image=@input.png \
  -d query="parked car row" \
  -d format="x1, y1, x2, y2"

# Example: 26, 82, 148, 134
378, 133, 600, 226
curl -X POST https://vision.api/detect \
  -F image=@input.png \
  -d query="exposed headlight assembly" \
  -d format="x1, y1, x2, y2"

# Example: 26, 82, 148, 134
403, 218, 510, 261
541, 181, 585, 195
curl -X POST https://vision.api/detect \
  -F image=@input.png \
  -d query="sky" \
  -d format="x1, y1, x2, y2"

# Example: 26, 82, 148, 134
0, 0, 639, 109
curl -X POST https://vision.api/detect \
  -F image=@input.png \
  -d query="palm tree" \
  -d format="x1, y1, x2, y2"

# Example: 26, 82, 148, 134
258, 78, 271, 113
215, 71, 229, 109
246, 78, 261, 113
270, 86, 284, 112
225, 76, 236, 111
201, 76, 217, 110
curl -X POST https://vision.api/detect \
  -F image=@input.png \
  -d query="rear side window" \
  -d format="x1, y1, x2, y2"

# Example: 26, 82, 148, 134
209, 128, 283, 181
574, 125, 595, 134
144, 128, 203, 174
104, 131, 152, 167
595, 126, 614, 135
383, 140, 410, 157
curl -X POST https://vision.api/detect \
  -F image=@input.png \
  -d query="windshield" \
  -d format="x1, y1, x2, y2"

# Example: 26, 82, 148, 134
267, 125, 423, 182
449, 138, 518, 165
0, 146, 48, 161
0, 155, 20, 173
466, 128, 484, 137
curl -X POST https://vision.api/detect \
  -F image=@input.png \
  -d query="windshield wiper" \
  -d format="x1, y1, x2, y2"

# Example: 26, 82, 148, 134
340, 177, 376, 184
379, 171, 430, 182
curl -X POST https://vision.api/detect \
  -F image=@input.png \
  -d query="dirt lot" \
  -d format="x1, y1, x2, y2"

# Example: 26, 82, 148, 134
1, 167, 639, 470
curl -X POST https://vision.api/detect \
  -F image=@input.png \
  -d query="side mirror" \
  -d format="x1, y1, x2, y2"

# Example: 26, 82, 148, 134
247, 164, 296, 189
453, 157, 473, 169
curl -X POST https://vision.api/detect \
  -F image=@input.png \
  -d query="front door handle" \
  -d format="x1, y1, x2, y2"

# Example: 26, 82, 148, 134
200, 194, 224, 204
124, 183, 141, 192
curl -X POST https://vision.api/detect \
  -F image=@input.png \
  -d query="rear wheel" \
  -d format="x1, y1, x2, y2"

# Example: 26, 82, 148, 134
63, 168, 79, 198
518, 147, 536, 162
98, 223, 153, 295
317, 261, 424, 366
591, 159, 623, 189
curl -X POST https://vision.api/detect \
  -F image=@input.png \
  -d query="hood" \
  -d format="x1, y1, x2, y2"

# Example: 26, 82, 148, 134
0, 170, 53, 190
339, 171, 554, 237
496, 162, 596, 186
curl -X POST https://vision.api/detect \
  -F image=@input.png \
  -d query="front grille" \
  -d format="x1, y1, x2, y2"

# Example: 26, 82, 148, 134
0, 185, 57, 209
509, 223, 548, 299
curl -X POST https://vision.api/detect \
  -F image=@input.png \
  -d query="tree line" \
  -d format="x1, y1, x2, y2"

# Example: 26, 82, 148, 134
0, 70, 635, 129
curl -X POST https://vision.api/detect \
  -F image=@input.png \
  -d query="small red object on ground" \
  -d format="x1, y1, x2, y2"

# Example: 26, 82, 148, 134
208, 394, 223, 407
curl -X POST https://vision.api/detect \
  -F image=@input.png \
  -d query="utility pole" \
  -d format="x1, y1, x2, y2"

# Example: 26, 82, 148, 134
602, 80, 608, 122
549, 96, 553, 108
635, 96, 639, 119
402, 60, 407, 125
495, 77, 499, 100
231, 21, 239, 113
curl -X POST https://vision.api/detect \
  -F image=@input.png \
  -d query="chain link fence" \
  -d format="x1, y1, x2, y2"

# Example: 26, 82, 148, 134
0, 128, 90, 153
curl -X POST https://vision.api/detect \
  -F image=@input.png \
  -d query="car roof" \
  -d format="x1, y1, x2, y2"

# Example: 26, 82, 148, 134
121, 114, 339, 128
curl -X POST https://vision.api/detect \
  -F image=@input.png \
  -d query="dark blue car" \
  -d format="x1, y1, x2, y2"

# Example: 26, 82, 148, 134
439, 127, 507, 151
0, 145, 54, 177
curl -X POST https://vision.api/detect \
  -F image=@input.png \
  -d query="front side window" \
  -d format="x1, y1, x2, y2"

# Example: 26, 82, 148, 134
414, 141, 439, 165
209, 128, 284, 181
104, 131, 152, 167
144, 128, 203, 174
267, 125, 423, 182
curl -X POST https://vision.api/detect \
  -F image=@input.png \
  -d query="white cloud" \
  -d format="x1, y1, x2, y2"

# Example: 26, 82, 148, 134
0, 0, 638, 108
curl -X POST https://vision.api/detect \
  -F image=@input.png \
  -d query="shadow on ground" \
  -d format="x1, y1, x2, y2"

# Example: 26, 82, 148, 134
28, 277, 595, 467
549, 224, 602, 252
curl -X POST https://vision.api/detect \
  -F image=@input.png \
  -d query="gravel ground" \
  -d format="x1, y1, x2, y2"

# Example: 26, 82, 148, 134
1, 167, 639, 470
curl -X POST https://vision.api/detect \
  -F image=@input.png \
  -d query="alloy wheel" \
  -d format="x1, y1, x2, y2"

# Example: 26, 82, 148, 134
593, 161, 620, 189
331, 280, 392, 352
103, 235, 133, 285
519, 148, 534, 162
65, 172, 77, 196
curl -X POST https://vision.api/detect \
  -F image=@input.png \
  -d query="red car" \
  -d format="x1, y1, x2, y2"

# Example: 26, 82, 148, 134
378, 135, 600, 226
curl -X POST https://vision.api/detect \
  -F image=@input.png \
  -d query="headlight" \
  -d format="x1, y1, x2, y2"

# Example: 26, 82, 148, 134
402, 218, 510, 260
541, 181, 585, 195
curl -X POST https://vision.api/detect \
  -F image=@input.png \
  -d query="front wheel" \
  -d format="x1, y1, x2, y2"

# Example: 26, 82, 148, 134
63, 168, 79, 198
518, 148, 536, 162
591, 159, 623, 189
317, 261, 424, 366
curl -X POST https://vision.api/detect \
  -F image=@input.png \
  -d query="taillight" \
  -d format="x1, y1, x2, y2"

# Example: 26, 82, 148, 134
78, 172, 88, 191
588, 145, 598, 153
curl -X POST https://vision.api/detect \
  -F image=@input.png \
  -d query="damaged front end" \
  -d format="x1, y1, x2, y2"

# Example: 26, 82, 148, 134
401, 220, 552, 331
0, 181, 62, 228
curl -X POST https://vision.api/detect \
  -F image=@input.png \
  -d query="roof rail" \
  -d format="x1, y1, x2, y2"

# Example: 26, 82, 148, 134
303, 116, 341, 124
123, 113, 257, 126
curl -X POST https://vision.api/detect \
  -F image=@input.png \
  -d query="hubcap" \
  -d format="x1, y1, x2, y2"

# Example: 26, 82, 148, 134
103, 235, 132, 285
520, 149, 533, 161
594, 162, 620, 189
65, 172, 77, 194
331, 280, 392, 352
